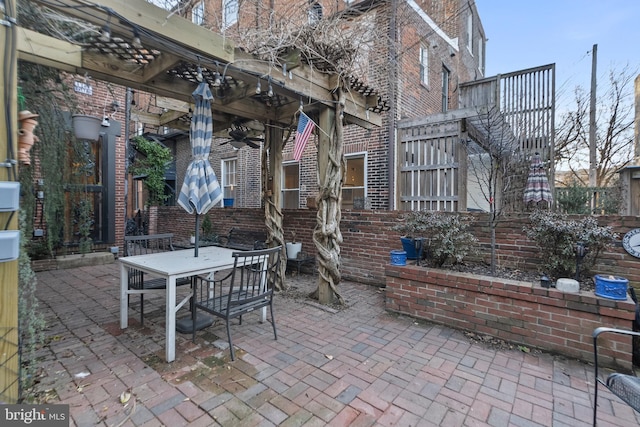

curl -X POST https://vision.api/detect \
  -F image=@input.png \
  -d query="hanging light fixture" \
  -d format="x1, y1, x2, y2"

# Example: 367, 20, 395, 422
255, 79, 261, 94
267, 77, 273, 97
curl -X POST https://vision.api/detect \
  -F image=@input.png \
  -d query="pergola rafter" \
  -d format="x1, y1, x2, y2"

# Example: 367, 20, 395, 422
20, 0, 383, 129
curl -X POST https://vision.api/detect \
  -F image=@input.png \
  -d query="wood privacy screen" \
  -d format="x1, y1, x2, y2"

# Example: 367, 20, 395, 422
398, 64, 555, 212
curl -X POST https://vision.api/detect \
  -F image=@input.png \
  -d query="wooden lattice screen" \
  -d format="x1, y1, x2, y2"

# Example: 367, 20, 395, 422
398, 120, 461, 211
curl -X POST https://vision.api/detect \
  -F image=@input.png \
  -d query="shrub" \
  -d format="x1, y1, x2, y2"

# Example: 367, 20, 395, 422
524, 210, 617, 280
393, 211, 478, 267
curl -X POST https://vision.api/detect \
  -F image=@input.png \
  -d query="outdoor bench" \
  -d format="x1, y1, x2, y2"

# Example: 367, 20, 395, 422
222, 227, 267, 251
124, 233, 191, 325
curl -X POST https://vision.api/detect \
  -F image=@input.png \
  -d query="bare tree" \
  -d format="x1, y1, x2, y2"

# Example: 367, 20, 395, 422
462, 106, 529, 274
555, 66, 637, 187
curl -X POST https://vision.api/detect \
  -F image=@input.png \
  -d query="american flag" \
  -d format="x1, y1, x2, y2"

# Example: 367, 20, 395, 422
293, 112, 315, 161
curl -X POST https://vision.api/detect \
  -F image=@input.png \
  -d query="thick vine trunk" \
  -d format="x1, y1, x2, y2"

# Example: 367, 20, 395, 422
263, 123, 287, 290
311, 89, 345, 305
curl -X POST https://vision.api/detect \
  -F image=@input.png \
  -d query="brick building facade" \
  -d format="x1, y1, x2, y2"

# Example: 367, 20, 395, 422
173, 0, 486, 211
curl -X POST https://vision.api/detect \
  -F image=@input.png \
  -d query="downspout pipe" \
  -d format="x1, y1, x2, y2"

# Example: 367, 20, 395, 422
387, 0, 398, 210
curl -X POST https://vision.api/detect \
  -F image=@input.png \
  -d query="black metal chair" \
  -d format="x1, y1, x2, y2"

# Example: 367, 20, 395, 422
592, 327, 640, 426
191, 246, 282, 360
124, 234, 190, 325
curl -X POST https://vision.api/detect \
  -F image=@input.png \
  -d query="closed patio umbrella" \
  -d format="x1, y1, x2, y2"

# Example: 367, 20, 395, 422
178, 81, 223, 256
523, 152, 553, 207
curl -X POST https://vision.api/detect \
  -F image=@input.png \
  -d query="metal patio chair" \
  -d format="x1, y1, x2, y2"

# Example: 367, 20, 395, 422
592, 327, 640, 426
191, 246, 282, 360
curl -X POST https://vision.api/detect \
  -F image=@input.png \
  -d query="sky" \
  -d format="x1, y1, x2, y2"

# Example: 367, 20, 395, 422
475, 0, 640, 111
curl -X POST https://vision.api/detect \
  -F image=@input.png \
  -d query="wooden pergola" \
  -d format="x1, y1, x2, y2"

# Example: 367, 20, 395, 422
0, 0, 382, 402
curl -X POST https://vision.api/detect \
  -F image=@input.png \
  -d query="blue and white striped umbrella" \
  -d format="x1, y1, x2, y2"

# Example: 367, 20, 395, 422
178, 82, 222, 256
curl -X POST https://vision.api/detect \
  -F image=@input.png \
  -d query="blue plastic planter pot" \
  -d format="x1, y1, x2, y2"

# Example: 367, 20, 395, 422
594, 274, 629, 300
400, 237, 418, 259
390, 250, 407, 266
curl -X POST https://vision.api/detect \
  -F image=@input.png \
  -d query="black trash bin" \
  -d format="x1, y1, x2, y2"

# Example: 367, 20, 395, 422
629, 287, 640, 367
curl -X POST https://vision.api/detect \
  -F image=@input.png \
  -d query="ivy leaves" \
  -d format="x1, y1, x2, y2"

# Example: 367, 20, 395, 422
129, 136, 173, 206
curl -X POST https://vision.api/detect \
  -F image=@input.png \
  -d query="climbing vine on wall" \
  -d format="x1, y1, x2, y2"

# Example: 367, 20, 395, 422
129, 136, 173, 206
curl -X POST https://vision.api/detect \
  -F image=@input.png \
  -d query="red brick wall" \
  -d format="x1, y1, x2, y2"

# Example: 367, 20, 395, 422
155, 207, 640, 289
30, 75, 127, 249
384, 265, 636, 368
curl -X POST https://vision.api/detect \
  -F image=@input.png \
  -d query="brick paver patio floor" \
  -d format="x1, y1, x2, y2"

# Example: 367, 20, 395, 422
28, 263, 640, 426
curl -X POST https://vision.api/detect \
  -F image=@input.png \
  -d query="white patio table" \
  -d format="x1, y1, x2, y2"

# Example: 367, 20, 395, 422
119, 245, 237, 362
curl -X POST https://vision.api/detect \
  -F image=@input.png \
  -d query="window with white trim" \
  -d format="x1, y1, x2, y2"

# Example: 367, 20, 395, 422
467, 13, 473, 53
223, 0, 238, 29
308, 2, 323, 25
192, 1, 204, 26
222, 158, 237, 202
342, 154, 366, 209
282, 163, 300, 209
442, 65, 450, 112
478, 38, 485, 74
419, 45, 429, 86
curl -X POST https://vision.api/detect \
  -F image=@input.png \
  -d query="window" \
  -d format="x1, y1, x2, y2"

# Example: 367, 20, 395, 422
308, 2, 323, 25
478, 38, 485, 74
441, 65, 450, 112
419, 45, 428, 86
223, 0, 238, 30
342, 155, 366, 209
192, 1, 204, 26
282, 163, 300, 209
466, 13, 473, 53
222, 158, 237, 203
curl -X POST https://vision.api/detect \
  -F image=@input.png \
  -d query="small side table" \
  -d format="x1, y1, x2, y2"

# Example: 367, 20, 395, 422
287, 253, 316, 275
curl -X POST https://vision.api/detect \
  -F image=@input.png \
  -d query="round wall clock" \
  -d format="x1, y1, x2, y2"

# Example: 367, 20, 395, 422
622, 228, 640, 258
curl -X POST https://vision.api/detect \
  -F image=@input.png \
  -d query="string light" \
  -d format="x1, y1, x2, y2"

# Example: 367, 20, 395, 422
267, 76, 273, 97
212, 72, 222, 87
255, 79, 261, 94
100, 13, 112, 42
131, 27, 142, 49
212, 61, 222, 87
99, 24, 111, 42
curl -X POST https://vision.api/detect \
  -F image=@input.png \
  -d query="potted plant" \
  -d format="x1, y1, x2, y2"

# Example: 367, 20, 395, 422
72, 113, 102, 141
286, 231, 302, 260
392, 211, 478, 267
391, 215, 422, 260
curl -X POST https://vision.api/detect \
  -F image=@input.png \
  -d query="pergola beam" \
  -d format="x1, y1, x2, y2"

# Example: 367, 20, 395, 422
29, 0, 234, 63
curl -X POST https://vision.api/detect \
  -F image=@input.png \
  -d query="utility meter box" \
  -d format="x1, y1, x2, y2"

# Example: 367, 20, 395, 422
0, 182, 20, 212
0, 230, 20, 262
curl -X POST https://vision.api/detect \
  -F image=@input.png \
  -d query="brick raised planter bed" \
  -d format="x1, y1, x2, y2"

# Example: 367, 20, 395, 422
385, 265, 637, 369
